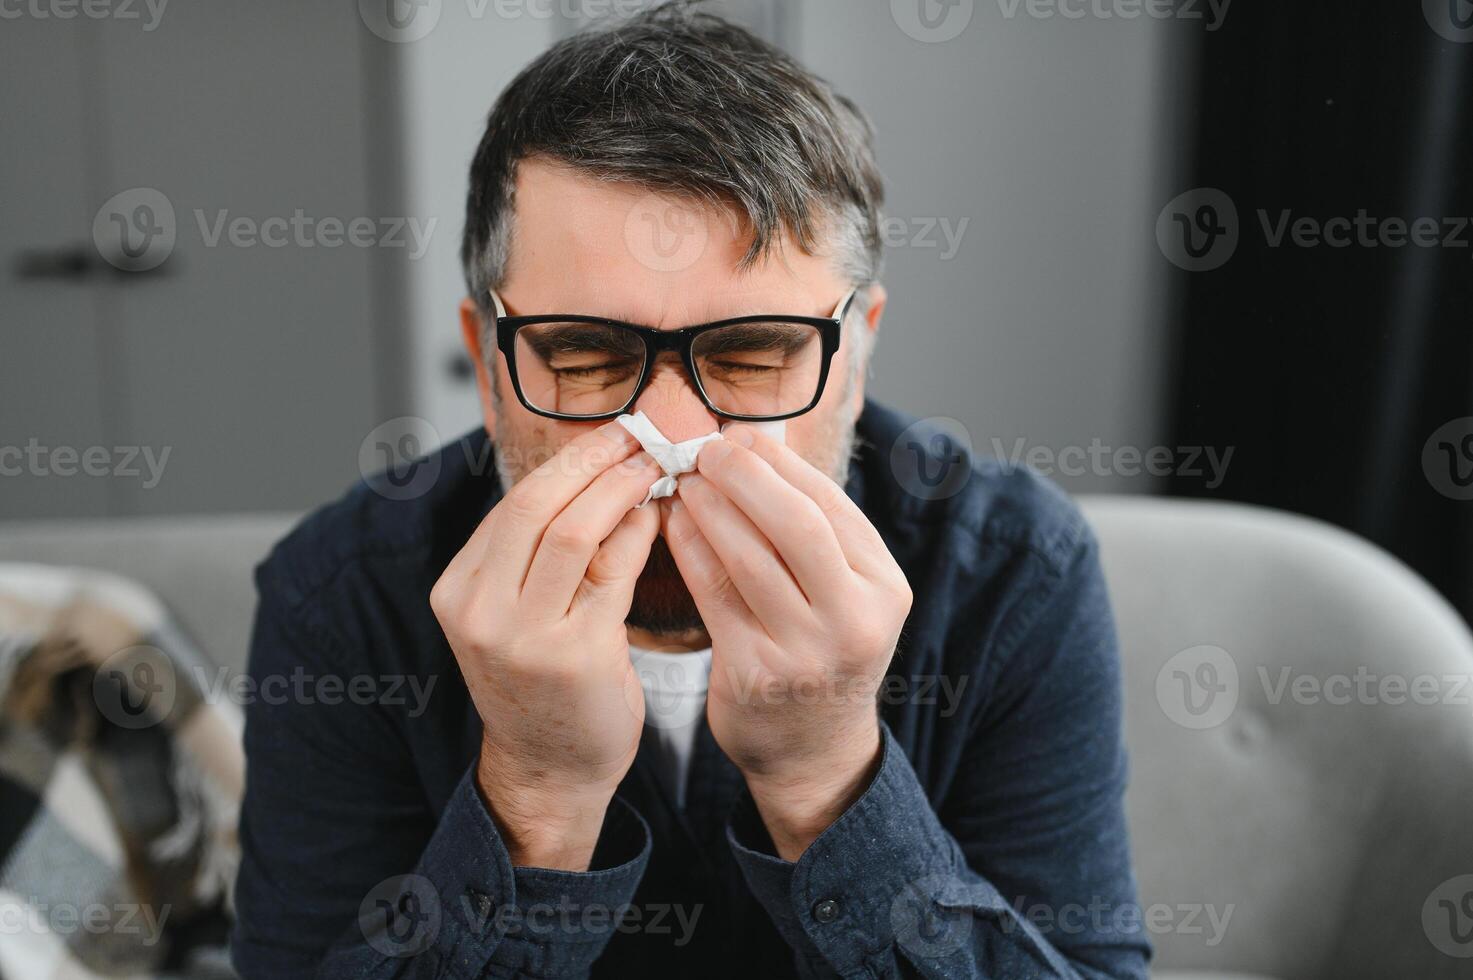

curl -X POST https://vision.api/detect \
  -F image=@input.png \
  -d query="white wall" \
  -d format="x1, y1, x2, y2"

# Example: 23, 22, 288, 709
393, 3, 556, 444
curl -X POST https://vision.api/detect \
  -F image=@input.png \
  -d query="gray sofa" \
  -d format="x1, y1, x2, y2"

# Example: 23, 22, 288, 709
3, 497, 1471, 978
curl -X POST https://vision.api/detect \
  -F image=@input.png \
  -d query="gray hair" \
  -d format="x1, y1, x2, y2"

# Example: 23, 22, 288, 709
460, 0, 886, 349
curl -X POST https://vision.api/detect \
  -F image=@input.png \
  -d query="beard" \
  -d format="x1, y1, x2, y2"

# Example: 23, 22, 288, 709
627, 533, 705, 634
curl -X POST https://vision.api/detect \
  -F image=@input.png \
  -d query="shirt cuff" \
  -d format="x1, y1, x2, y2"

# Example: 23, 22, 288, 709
411, 767, 651, 979
726, 722, 1015, 976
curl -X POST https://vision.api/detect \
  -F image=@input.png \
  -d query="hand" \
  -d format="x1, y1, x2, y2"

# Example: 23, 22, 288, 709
662, 426, 913, 860
430, 422, 664, 870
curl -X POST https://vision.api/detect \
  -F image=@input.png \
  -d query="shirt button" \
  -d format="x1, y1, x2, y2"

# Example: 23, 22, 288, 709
466, 889, 495, 921
812, 898, 841, 923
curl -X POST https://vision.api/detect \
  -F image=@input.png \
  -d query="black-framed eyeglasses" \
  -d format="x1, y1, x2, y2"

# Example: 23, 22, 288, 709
489, 289, 857, 422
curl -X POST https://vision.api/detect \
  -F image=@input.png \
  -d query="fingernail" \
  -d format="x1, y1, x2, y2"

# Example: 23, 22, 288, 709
681, 473, 706, 492
616, 451, 656, 474
669, 497, 685, 514
725, 426, 755, 447
700, 440, 734, 465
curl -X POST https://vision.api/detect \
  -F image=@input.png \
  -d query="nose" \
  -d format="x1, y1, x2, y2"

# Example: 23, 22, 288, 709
631, 356, 719, 442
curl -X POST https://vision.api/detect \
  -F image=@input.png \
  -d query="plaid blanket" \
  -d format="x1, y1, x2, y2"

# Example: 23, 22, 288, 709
0, 564, 242, 979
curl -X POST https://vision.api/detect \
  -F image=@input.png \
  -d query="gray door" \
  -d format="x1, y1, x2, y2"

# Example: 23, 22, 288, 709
2, 2, 386, 519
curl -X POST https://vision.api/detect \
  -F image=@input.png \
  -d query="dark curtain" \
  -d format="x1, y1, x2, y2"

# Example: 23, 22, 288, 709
1164, 2, 1473, 626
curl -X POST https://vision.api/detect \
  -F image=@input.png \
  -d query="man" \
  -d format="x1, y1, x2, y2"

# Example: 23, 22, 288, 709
232, 4, 1149, 978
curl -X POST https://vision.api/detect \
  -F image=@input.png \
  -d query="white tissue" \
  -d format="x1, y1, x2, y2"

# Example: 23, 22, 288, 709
615, 412, 786, 508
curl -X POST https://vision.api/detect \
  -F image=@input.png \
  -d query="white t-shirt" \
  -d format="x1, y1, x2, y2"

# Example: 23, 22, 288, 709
628, 645, 712, 809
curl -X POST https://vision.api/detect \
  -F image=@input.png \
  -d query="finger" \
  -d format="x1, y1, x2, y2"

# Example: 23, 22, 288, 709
575, 502, 661, 617
693, 438, 854, 604
661, 497, 763, 638
677, 472, 812, 628
521, 451, 667, 609
448, 421, 641, 585
720, 425, 893, 577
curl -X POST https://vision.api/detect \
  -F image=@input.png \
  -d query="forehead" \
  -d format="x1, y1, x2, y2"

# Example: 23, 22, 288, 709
503, 158, 844, 325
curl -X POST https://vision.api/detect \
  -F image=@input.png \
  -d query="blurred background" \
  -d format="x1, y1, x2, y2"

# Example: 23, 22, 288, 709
2, 0, 1469, 628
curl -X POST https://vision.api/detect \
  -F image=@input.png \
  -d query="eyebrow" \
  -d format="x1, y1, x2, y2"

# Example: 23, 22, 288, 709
695, 322, 816, 357
520, 324, 643, 361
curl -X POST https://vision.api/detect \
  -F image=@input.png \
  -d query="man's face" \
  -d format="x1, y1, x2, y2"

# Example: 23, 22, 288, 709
461, 159, 880, 639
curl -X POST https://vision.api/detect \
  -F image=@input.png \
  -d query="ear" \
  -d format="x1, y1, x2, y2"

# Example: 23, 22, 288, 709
863, 282, 887, 335
460, 296, 499, 436
848, 282, 887, 413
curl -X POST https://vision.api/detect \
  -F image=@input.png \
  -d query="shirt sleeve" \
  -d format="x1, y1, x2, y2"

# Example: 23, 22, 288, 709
725, 533, 1151, 979
230, 586, 651, 980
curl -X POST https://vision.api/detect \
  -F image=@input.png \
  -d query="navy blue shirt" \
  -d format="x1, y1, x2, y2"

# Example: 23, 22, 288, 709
231, 400, 1150, 979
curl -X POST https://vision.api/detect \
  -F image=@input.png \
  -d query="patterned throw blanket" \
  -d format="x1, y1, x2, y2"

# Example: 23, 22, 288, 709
0, 564, 242, 979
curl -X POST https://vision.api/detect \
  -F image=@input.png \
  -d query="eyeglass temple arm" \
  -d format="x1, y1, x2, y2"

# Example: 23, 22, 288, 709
832, 287, 858, 321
